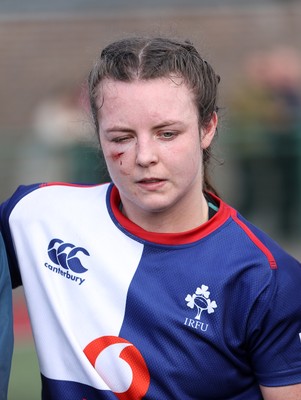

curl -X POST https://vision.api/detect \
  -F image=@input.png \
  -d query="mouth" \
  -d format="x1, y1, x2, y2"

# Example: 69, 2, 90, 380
136, 178, 166, 190
138, 178, 163, 183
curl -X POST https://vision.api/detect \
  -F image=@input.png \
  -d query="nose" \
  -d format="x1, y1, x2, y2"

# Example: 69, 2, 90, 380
135, 135, 159, 167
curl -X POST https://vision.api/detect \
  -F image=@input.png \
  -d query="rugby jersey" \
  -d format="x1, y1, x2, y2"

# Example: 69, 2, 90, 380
1, 182, 301, 399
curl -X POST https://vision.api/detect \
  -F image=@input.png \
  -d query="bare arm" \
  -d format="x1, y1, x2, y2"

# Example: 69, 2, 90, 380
260, 383, 301, 400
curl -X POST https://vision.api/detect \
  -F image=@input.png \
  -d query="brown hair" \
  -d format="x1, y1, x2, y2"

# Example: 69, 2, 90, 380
88, 36, 220, 194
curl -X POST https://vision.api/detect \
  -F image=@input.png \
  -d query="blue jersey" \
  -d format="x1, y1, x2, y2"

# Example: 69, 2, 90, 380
0, 232, 13, 400
1, 182, 301, 400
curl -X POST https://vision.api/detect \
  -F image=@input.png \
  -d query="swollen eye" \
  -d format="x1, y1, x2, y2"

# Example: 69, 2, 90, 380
110, 136, 137, 152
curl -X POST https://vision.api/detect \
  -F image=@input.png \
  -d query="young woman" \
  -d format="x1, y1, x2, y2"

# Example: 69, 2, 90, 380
1, 36, 301, 400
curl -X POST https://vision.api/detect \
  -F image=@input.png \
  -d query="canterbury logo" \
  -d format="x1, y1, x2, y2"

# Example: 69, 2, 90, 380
47, 238, 89, 274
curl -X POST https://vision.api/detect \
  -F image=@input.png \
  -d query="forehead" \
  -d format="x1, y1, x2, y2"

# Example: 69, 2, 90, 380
98, 77, 196, 115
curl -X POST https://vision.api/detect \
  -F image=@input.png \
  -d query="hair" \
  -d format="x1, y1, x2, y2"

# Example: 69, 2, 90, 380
88, 35, 221, 195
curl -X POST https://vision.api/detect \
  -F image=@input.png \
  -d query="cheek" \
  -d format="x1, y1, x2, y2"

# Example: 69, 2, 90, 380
172, 142, 201, 171
111, 151, 124, 165
101, 142, 125, 168
102, 140, 136, 168
104, 147, 132, 176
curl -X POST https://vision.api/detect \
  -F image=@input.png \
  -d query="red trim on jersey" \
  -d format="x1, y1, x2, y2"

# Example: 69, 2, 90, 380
110, 185, 231, 245
230, 209, 277, 270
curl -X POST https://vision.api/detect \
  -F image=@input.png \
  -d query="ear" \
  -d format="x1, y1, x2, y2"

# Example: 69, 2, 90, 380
201, 111, 218, 149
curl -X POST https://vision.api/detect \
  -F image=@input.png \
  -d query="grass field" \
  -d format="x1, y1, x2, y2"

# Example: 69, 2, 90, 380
8, 340, 41, 400
8, 289, 41, 399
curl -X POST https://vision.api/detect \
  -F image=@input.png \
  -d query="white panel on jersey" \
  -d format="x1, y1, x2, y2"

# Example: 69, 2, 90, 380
9, 184, 144, 389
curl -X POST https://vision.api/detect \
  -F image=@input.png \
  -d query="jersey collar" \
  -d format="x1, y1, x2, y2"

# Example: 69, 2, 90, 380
108, 183, 231, 245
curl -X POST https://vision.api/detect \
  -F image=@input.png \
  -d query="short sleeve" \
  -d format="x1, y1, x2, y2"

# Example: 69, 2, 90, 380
247, 254, 301, 386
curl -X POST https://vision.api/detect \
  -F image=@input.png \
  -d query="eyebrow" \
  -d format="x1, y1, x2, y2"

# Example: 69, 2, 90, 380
153, 120, 180, 129
105, 126, 134, 134
105, 120, 182, 133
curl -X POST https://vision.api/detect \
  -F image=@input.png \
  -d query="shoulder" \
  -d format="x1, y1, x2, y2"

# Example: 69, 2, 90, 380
215, 198, 301, 311
0, 182, 112, 287
218, 196, 299, 272
1, 182, 111, 219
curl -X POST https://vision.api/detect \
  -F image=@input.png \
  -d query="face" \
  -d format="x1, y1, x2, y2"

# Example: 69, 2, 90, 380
97, 77, 217, 229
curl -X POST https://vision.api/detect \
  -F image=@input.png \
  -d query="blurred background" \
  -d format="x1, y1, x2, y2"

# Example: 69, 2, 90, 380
1, 0, 300, 398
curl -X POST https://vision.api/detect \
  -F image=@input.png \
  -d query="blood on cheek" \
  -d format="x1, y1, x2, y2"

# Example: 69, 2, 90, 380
111, 152, 124, 162
110, 150, 126, 167
107, 140, 135, 168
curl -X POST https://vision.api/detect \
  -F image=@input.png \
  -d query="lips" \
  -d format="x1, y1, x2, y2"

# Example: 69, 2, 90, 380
139, 178, 162, 183
136, 178, 166, 190
137, 178, 164, 184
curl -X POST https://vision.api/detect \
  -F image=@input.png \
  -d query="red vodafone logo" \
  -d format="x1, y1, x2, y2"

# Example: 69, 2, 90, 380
84, 336, 150, 399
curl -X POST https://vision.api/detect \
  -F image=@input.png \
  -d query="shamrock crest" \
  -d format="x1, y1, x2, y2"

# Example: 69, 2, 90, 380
185, 284, 217, 320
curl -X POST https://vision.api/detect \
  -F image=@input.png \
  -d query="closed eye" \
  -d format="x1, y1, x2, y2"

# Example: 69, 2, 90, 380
111, 135, 133, 143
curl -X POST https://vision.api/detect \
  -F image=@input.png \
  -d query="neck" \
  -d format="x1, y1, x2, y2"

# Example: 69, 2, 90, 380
120, 194, 209, 233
